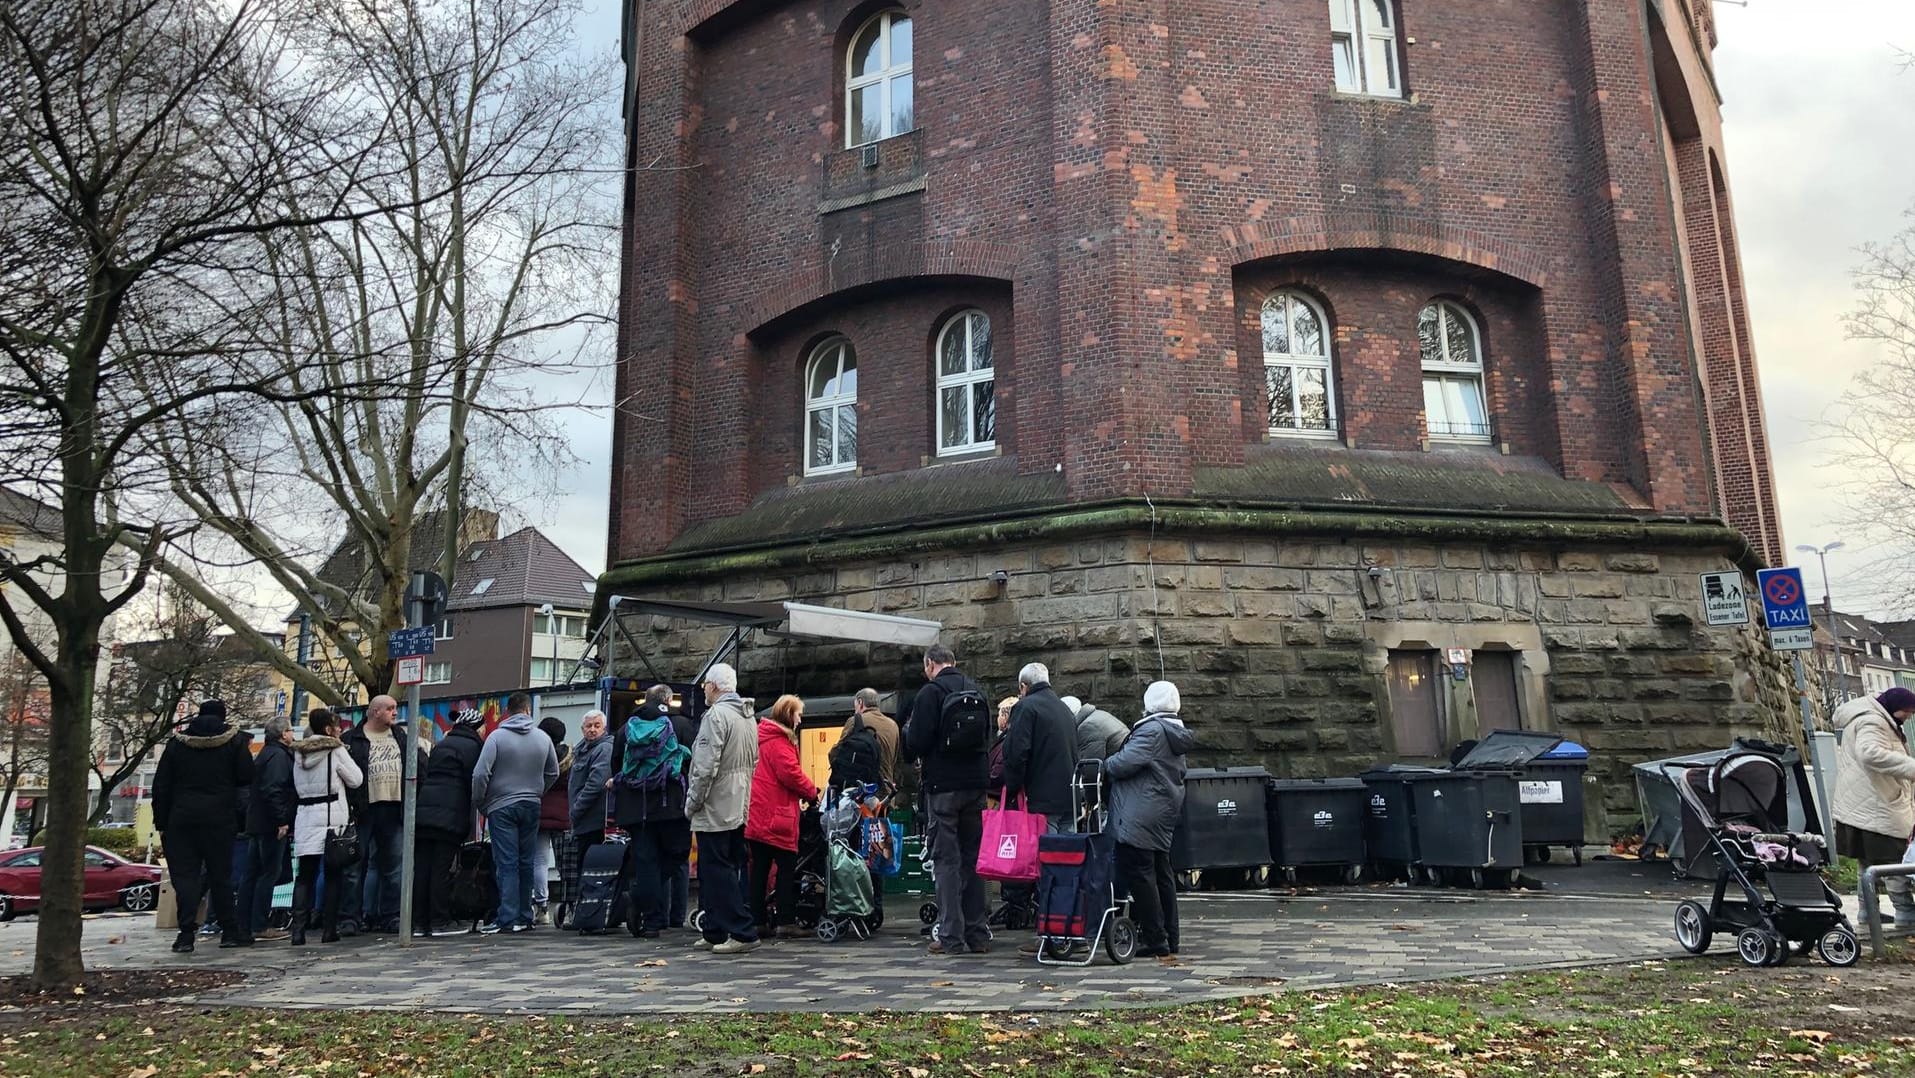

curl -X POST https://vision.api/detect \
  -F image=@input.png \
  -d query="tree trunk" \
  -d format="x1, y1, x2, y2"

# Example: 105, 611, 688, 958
32, 630, 97, 990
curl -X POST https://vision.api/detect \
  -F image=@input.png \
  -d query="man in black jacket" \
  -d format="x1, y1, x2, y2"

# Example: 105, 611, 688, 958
902, 644, 991, 956
235, 717, 296, 943
151, 700, 256, 953
1005, 662, 1080, 832
413, 708, 486, 936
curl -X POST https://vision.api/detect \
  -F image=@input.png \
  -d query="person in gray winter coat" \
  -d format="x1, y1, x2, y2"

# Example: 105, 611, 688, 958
569, 711, 615, 861
1071, 701, 1130, 764
1105, 681, 1194, 958
686, 663, 761, 953
471, 692, 558, 934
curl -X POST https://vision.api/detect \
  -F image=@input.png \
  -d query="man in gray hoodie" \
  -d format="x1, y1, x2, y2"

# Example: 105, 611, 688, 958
471, 692, 558, 934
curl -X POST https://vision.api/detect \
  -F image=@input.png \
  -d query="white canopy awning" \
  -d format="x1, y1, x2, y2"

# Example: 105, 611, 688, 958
780, 602, 943, 648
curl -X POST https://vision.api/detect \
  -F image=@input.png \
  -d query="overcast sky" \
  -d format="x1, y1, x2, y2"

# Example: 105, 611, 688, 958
533, 1, 1913, 610
1715, 1, 1915, 614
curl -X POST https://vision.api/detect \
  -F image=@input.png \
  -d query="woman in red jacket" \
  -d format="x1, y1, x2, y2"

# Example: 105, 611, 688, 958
745, 694, 819, 938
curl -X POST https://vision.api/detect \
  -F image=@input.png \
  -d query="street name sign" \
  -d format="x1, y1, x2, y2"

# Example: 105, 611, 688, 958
389, 625, 435, 659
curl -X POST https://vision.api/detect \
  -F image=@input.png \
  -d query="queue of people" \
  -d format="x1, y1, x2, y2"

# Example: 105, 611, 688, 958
148, 643, 1191, 963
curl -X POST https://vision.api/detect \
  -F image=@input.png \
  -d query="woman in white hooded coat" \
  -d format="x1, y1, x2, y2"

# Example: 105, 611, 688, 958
290, 708, 363, 945
1831, 686, 1915, 926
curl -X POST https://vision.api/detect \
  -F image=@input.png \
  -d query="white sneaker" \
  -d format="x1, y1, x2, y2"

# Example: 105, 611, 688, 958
712, 938, 760, 955
692, 937, 714, 951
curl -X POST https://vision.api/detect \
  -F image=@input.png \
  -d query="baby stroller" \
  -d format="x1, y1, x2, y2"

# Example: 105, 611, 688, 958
1666, 747, 1859, 967
814, 783, 888, 942
1035, 763, 1136, 966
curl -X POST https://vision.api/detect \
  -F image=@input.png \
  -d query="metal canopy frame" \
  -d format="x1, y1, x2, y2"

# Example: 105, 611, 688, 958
580, 595, 943, 688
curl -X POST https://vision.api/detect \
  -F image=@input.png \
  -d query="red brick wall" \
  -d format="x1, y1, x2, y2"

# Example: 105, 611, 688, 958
611, 0, 1777, 563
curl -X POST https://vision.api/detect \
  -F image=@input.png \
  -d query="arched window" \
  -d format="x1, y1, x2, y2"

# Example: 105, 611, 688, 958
805, 339, 858, 475
1418, 300, 1489, 442
1261, 291, 1336, 435
935, 310, 995, 455
846, 11, 913, 148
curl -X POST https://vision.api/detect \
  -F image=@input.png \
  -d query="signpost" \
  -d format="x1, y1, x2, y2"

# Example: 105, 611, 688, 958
1699, 571, 1750, 627
396, 570, 446, 949
1759, 566, 1835, 846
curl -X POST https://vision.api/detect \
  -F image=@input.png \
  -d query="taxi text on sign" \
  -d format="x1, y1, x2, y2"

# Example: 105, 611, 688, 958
1756, 567, 1813, 651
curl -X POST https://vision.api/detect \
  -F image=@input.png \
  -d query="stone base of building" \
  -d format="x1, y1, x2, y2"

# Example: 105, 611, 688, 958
598, 507, 1797, 831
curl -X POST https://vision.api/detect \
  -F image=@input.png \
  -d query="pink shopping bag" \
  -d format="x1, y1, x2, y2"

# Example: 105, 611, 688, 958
977, 790, 1044, 883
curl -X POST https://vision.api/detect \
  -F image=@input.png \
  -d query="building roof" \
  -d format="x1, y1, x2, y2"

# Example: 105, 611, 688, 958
447, 526, 596, 611
299, 510, 500, 619
0, 488, 62, 539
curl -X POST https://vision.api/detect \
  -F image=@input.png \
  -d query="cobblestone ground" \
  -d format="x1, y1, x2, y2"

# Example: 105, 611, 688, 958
0, 882, 1736, 1014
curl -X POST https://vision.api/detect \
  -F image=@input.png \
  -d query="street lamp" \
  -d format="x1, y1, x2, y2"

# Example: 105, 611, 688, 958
1797, 542, 1846, 709
538, 602, 556, 686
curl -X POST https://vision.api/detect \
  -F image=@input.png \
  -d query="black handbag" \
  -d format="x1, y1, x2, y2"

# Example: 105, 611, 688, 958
320, 755, 361, 870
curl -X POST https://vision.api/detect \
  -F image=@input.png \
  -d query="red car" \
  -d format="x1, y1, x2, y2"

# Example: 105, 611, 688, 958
0, 845, 162, 919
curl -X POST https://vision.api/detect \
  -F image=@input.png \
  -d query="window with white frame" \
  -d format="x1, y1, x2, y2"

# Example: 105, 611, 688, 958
530, 658, 565, 685
1418, 300, 1490, 442
805, 339, 858, 475
935, 310, 995, 455
1329, 0, 1402, 97
534, 612, 587, 637
423, 661, 452, 685
846, 11, 913, 147
1261, 291, 1337, 436
434, 616, 454, 641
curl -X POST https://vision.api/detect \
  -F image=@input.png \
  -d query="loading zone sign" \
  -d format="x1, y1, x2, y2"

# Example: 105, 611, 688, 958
1699, 571, 1749, 627
1757, 566, 1813, 651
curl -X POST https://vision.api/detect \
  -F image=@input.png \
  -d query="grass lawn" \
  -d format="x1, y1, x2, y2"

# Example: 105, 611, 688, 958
4, 956, 1914, 1077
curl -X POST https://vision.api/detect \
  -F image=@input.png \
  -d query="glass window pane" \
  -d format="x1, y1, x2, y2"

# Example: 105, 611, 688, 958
973, 379, 995, 443
889, 74, 913, 136
810, 349, 834, 398
838, 359, 857, 398
1367, 0, 1394, 31
1298, 367, 1329, 430
889, 15, 912, 67
851, 21, 882, 78
853, 83, 882, 145
836, 404, 857, 464
1423, 377, 1446, 433
940, 324, 966, 377
1328, 0, 1355, 33
969, 313, 992, 371
1417, 305, 1442, 365
1262, 300, 1289, 356
1444, 306, 1476, 366
1291, 300, 1324, 356
941, 387, 967, 449
1369, 37, 1399, 93
1332, 36, 1356, 92
1268, 366, 1296, 427
1455, 378, 1487, 430
809, 409, 835, 469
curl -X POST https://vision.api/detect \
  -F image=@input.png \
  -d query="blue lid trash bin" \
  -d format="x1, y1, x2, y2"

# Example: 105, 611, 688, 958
1456, 730, 1589, 865
1266, 778, 1370, 883
1170, 767, 1271, 889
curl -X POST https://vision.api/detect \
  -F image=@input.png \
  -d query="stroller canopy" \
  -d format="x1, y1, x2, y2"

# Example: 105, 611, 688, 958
1686, 751, 1789, 832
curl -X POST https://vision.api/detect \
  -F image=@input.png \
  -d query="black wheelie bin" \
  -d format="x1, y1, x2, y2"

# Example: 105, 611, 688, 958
1403, 768, 1524, 888
1359, 766, 1428, 881
1454, 730, 1589, 865
1170, 767, 1271, 889
1265, 778, 1370, 883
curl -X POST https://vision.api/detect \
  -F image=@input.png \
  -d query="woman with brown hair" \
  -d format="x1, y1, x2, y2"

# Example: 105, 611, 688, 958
744, 694, 819, 938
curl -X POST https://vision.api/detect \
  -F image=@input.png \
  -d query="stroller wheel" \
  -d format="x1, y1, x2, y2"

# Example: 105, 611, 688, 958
1818, 927, 1861, 968
1735, 927, 1778, 968
919, 902, 938, 925
1343, 864, 1364, 885
868, 907, 884, 932
816, 919, 841, 943
1673, 901, 1712, 955
690, 910, 706, 933
1105, 916, 1137, 966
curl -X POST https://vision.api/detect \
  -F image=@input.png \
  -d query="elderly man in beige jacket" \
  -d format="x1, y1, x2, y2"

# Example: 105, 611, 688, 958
1832, 686, 1915, 926
686, 662, 760, 954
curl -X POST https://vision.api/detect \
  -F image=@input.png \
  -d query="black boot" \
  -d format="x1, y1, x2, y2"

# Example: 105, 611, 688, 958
172, 924, 196, 954
320, 908, 340, 944
289, 910, 308, 947
219, 929, 250, 949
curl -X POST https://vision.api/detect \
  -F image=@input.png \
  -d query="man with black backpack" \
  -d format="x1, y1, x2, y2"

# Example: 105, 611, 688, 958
903, 644, 993, 956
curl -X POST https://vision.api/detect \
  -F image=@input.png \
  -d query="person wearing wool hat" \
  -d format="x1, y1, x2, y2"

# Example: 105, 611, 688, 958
151, 700, 256, 953
1832, 686, 1915, 927
1103, 680, 1195, 959
412, 708, 488, 936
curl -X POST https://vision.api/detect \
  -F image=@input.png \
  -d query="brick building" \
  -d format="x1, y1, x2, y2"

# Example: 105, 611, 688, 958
603, 0, 1792, 822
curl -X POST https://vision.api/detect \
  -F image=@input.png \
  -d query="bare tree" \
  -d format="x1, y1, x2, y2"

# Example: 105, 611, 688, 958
0, 0, 401, 988
151, 0, 617, 707
91, 581, 274, 825
1830, 212, 1915, 610
0, 651, 50, 833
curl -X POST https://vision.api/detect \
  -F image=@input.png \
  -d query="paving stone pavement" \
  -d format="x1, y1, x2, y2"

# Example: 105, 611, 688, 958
0, 887, 1738, 1015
